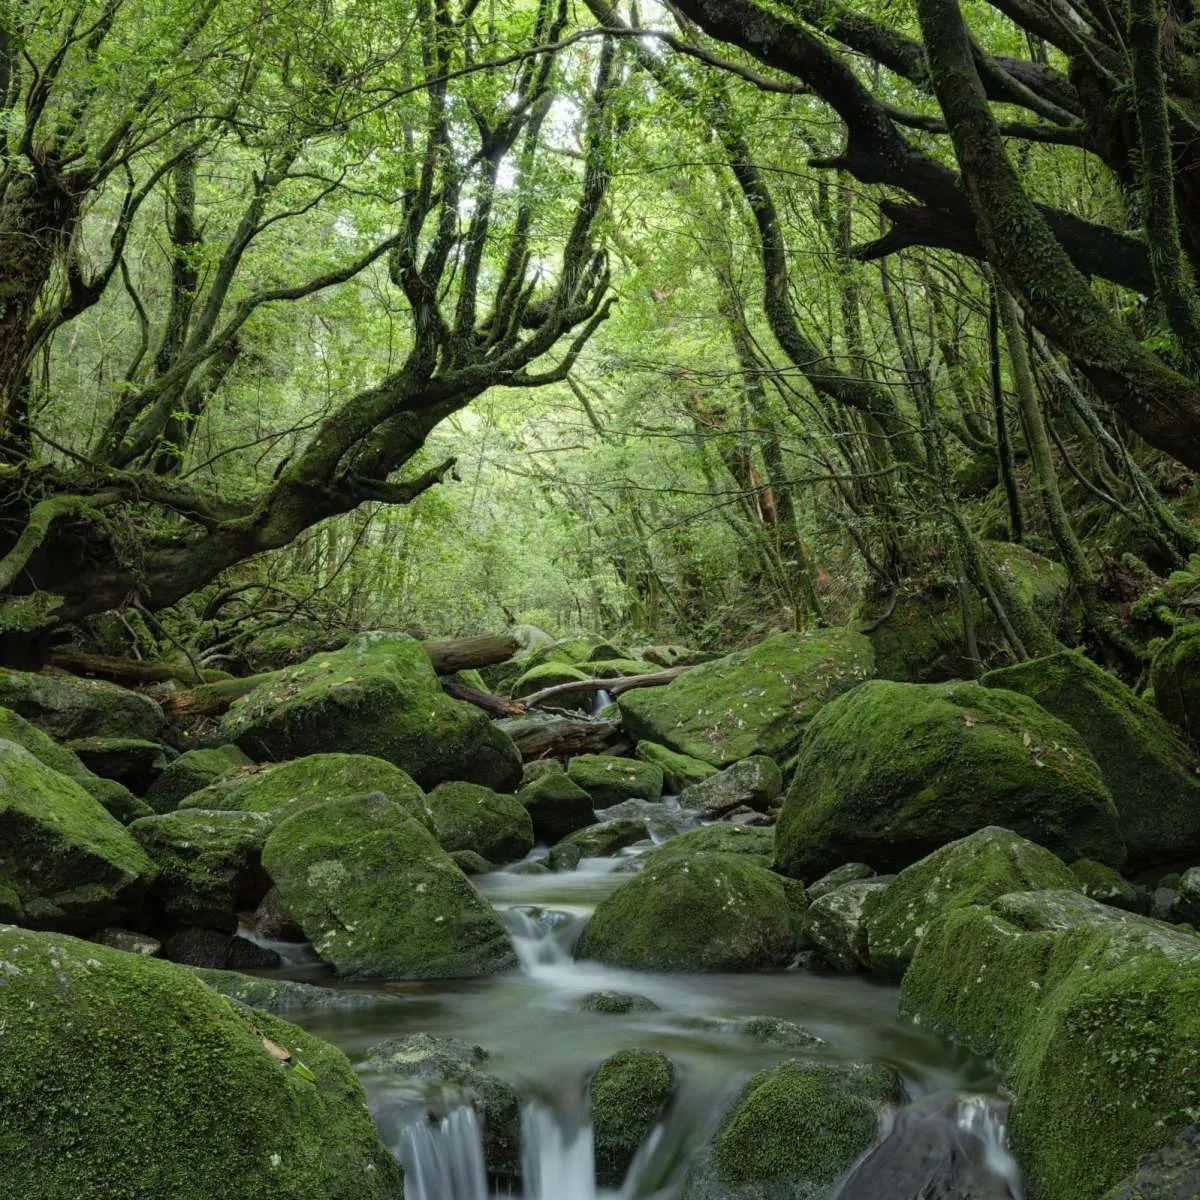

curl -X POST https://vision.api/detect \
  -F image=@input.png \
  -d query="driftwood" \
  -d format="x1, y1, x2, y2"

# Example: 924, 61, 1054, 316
425, 633, 519, 675
497, 715, 621, 760
519, 666, 689, 709
439, 677, 526, 717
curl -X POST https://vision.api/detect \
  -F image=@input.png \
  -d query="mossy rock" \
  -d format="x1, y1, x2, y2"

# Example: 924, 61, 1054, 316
901, 890, 1200, 1199
590, 1049, 676, 1188
180, 752, 434, 828
520, 758, 563, 786
449, 849, 495, 875
866, 541, 1069, 683
84, 776, 153, 824
521, 635, 625, 671
576, 853, 795, 971
0, 925, 403, 1199
580, 991, 660, 1014
0, 740, 157, 931
567, 753, 663, 806
511, 661, 591, 699
191, 967, 394, 1013
585, 658, 650, 679
1071, 857, 1143, 912
222, 633, 522, 791
862, 826, 1078, 981
682, 1059, 902, 1200
983, 650, 1200, 864
638, 645, 721, 668
806, 862, 874, 901
262, 793, 515, 979
130, 809, 273, 932
0, 668, 165, 741
65, 736, 173, 792
804, 878, 890, 972
144, 745, 253, 813
617, 629, 874, 769
775, 679, 1124, 881
552, 818, 650, 860
678, 756, 782, 818
517, 771, 595, 843
1102, 1126, 1200, 1199
1150, 622, 1200, 743
427, 781, 534, 863
633, 740, 718, 793
362, 1032, 521, 1186
644, 823, 774, 869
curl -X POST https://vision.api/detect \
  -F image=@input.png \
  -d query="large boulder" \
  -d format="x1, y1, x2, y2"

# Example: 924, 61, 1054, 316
130, 809, 273, 932
576, 853, 797, 971
775, 680, 1124, 881
682, 1059, 903, 1200
427, 781, 534, 863
511, 661, 590, 700
901, 890, 1200, 1199
803, 878, 890, 972
0, 667, 164, 741
1151, 622, 1200, 742
0, 740, 157, 931
567, 753, 663, 806
517, 771, 595, 842
65, 736, 173, 793
862, 826, 1079, 980
633, 740, 718, 792
180, 752, 434, 828
617, 629, 874, 769
0, 925, 402, 1199
221, 633, 522, 791
678, 756, 782, 818
143, 745, 253, 813
261, 793, 515, 979
590, 1049, 676, 1188
643, 823, 774, 868
983, 650, 1200, 864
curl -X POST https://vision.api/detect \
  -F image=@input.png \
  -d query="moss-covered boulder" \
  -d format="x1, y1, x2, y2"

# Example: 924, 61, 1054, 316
867, 541, 1070, 683
775, 680, 1124, 881
0, 740, 157, 931
618, 629, 874, 769
262, 793, 515, 979
644, 823, 774, 868
567, 753, 663, 807
1102, 1126, 1200, 1200
551, 818, 650, 861
1150, 622, 1200, 742
862, 826, 1078, 980
363, 1032, 521, 1187
0, 925, 401, 1199
633, 740, 718, 793
1071, 857, 1143, 912
131, 809, 273, 932
678, 756, 782, 819
65, 736, 173, 792
180, 752, 434, 828
639, 645, 721, 668
222, 633, 522, 791
804, 878, 890, 972
427, 781, 534, 863
590, 1049, 676, 1188
682, 1059, 903, 1200
511, 661, 591, 699
901, 890, 1200, 1199
585, 658, 650, 679
191, 967, 393, 1013
982, 650, 1200, 864
144, 744, 253, 813
521, 757, 563, 786
576, 853, 795, 971
0, 668, 164, 741
806, 862, 874, 901
580, 991, 660, 1014
517, 771, 595, 842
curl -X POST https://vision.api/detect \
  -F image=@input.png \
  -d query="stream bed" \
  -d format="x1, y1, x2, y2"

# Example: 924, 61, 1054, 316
279, 856, 1023, 1199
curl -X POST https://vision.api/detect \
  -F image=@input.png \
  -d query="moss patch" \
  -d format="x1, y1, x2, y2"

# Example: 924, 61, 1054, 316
427, 781, 534, 863
567, 753, 664, 806
1150, 621, 1200, 742
144, 745, 253, 813
590, 1049, 675, 1187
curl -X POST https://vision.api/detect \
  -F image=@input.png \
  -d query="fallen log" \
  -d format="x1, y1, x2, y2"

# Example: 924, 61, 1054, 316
425, 633, 519, 675
497, 715, 621, 760
519, 666, 689, 709
439, 677, 526, 718
47, 650, 226, 686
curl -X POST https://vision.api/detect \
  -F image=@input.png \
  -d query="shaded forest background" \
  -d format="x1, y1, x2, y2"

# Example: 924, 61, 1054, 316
2, 0, 1198, 681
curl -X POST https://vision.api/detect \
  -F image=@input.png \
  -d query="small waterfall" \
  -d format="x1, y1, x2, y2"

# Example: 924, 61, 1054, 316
521, 1104, 603, 1199
957, 1096, 1024, 1197
590, 689, 614, 717
400, 1107, 489, 1200
501, 906, 586, 972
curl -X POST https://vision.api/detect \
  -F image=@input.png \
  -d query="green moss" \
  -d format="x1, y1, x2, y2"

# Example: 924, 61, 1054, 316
84, 777, 153, 824
584, 658, 650, 678
1150, 621, 1200, 742
678, 756, 782, 818
983, 650, 1200, 863
554, 818, 650, 858
617, 629, 875, 769
695, 1060, 901, 1199
643, 823, 774, 868
180, 752, 434, 828
901, 891, 1200, 1199
774, 679, 1124, 881
130, 809, 272, 932
567, 754, 664, 806
427, 781, 534, 863
517, 771, 595, 843
633, 741, 718, 792
511, 661, 591, 698
590, 1049, 675, 1188
0, 740, 157, 930
0, 925, 402, 1199
576, 852, 794, 971
1071, 858, 1143, 911
863, 826, 1078, 980
0, 704, 93, 778
579, 991, 659, 1014
144, 745, 253, 813
222, 633, 521, 791
0, 667, 164, 741
262, 793, 515, 979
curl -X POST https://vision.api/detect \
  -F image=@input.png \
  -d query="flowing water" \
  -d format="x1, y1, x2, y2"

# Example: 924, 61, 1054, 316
285, 853, 1023, 1199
